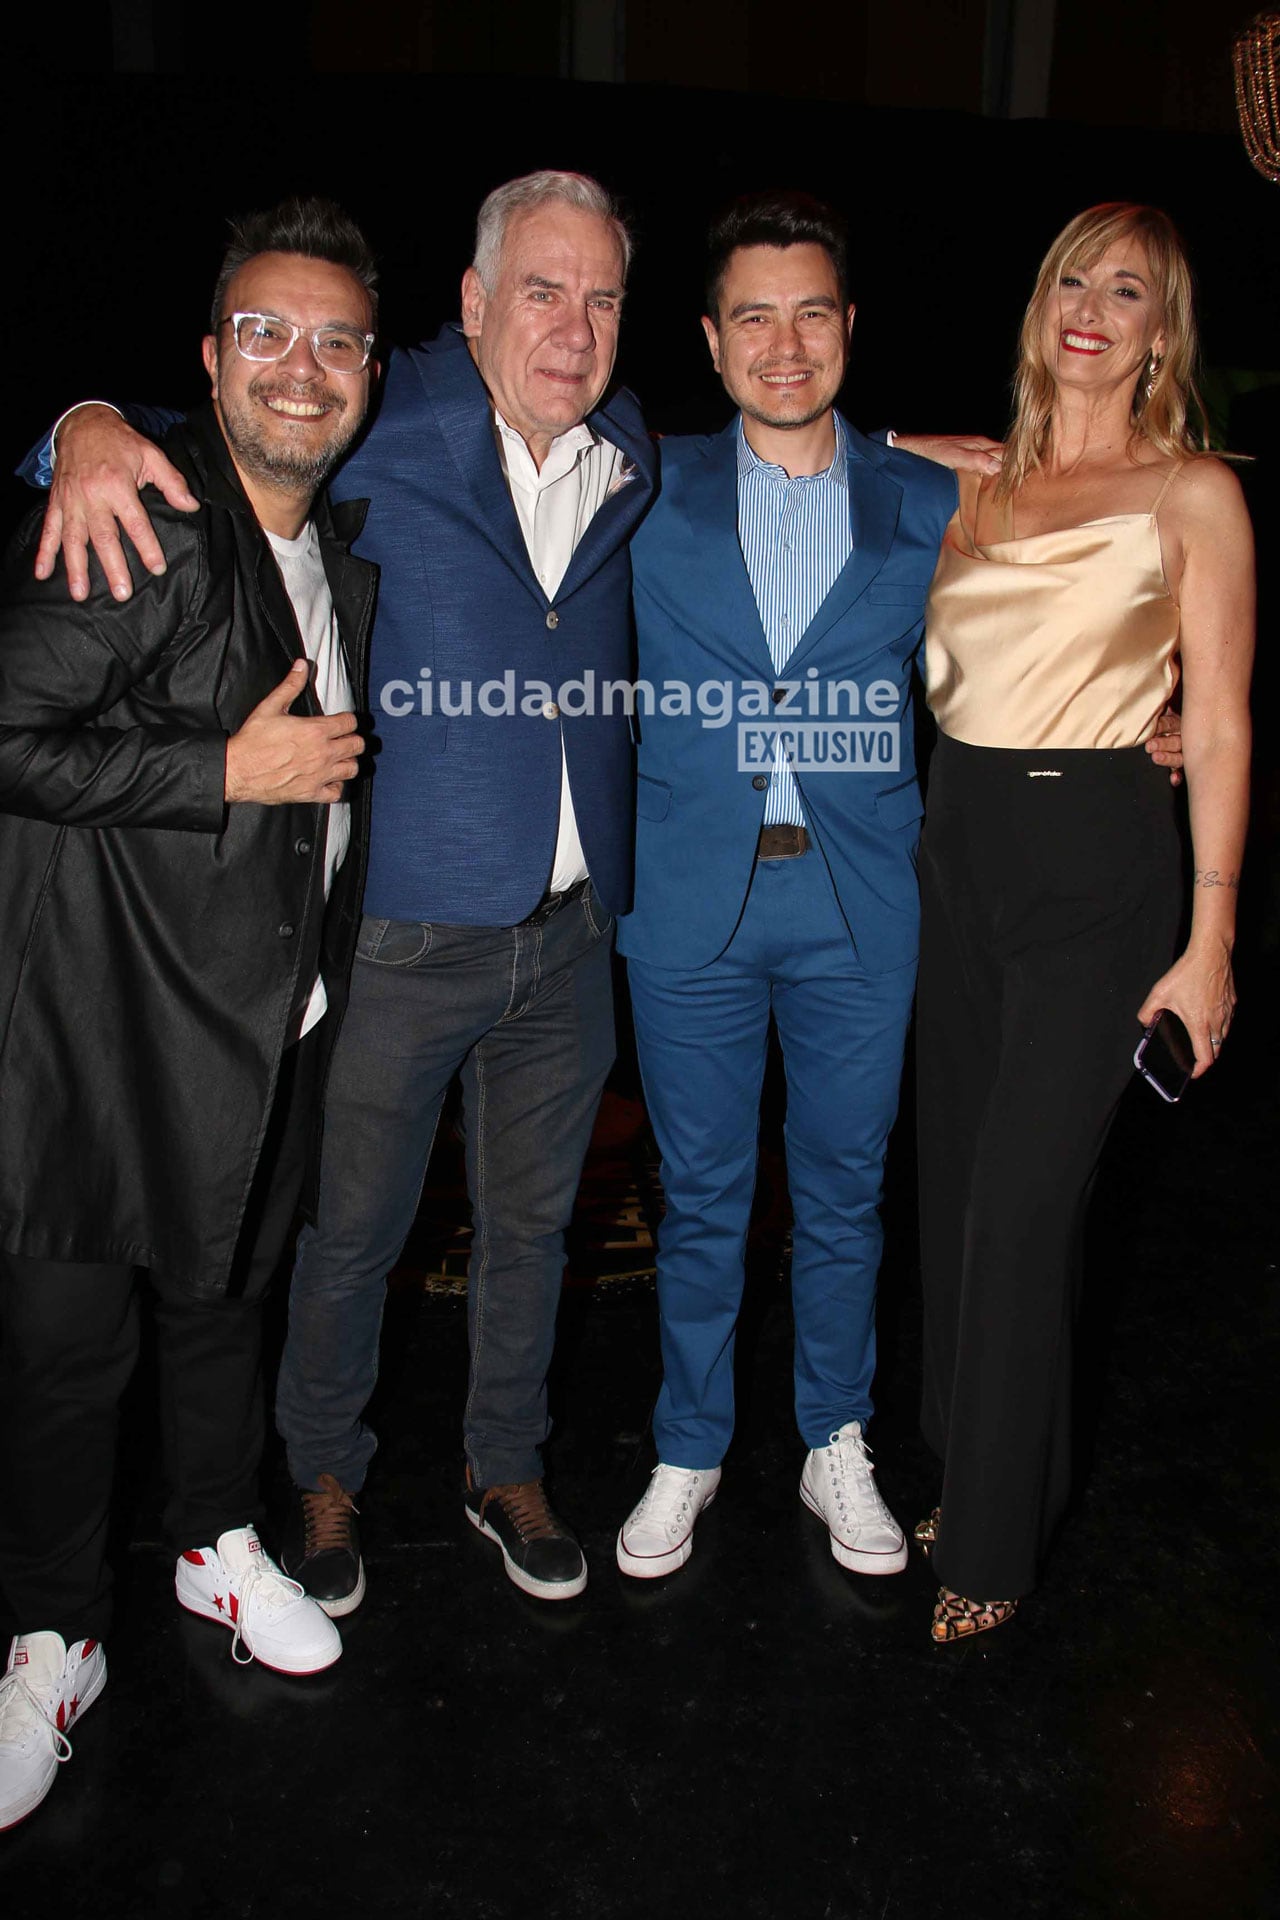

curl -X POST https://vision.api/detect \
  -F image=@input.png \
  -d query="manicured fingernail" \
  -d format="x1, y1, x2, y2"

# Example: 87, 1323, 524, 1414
150, 561, 167, 575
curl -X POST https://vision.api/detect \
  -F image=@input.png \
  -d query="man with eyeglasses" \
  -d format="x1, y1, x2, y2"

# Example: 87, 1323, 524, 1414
0, 197, 380, 1829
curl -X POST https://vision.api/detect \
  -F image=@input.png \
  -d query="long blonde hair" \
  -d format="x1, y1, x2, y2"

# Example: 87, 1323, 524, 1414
998, 203, 1208, 500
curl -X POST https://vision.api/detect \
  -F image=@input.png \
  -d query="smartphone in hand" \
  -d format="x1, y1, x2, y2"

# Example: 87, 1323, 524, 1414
1133, 1010, 1196, 1104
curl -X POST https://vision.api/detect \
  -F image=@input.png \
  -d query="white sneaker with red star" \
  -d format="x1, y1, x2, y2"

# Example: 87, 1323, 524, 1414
0, 1631, 107, 1830
175, 1524, 341, 1674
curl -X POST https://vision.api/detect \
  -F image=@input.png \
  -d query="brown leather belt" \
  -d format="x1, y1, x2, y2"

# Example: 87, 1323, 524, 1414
756, 825, 809, 860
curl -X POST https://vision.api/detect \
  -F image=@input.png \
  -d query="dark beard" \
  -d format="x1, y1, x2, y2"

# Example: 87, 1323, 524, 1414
220, 381, 360, 493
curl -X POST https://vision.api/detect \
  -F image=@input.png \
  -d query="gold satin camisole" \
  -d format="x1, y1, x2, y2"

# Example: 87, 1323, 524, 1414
924, 466, 1183, 750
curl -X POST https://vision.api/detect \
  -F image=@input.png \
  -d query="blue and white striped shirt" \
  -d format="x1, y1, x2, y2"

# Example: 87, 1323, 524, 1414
736, 415, 852, 827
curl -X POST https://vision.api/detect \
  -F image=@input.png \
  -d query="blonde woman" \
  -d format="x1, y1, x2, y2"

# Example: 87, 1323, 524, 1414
916, 204, 1254, 1642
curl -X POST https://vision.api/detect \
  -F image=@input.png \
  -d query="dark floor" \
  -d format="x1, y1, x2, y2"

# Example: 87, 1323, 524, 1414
3, 991, 1278, 1920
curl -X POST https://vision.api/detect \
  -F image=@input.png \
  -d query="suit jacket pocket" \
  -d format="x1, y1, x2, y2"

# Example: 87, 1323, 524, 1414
866, 584, 930, 604
636, 774, 672, 823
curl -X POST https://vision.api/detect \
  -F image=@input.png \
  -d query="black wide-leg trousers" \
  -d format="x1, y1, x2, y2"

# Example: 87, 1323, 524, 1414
916, 735, 1182, 1601
0, 1032, 318, 1645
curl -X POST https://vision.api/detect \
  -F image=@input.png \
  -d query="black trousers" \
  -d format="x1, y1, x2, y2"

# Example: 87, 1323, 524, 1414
916, 736, 1182, 1600
0, 1031, 319, 1645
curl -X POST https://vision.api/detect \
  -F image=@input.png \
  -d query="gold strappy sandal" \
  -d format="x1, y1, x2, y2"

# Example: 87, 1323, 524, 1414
913, 1507, 941, 1555
931, 1587, 1019, 1644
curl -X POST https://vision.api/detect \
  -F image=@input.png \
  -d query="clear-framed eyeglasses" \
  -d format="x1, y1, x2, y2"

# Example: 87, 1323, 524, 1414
221, 311, 375, 374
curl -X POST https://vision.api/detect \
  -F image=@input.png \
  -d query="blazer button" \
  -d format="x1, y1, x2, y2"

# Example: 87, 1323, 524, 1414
772, 686, 787, 704
542, 701, 560, 719
278, 922, 296, 938
752, 775, 769, 791
294, 838, 312, 857
546, 610, 559, 630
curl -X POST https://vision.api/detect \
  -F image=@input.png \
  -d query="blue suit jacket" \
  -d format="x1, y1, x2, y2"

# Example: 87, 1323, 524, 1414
332, 327, 657, 924
616, 417, 957, 975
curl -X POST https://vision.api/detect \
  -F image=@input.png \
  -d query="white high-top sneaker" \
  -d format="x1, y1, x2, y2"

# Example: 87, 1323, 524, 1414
616, 1464, 722, 1578
800, 1421, 907, 1574
0, 1631, 107, 1830
175, 1524, 341, 1674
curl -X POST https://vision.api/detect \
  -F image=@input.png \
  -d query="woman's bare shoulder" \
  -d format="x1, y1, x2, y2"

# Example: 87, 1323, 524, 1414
1167, 453, 1248, 515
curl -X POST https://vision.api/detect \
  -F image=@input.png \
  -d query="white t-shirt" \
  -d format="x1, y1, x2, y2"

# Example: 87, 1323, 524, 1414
265, 521, 353, 1036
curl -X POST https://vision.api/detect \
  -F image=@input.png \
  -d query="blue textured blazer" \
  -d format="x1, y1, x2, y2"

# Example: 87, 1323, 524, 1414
616, 417, 957, 975
331, 327, 657, 925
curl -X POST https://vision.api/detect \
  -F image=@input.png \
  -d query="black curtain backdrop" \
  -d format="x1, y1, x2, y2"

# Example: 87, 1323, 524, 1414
7, 77, 1278, 463
6, 76, 1277, 776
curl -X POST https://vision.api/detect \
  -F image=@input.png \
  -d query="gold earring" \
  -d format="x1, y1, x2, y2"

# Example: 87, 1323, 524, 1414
1143, 352, 1164, 405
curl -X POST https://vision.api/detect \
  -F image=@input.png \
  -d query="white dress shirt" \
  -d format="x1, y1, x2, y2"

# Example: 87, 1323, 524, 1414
492, 410, 628, 894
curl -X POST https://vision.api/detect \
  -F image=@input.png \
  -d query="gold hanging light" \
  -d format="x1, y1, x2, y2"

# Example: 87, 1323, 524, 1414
1235, 12, 1280, 183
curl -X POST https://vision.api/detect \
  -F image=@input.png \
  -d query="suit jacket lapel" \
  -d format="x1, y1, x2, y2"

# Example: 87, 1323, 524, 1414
677, 424, 775, 680
413, 339, 538, 601
782, 432, 903, 678
418, 338, 658, 608
554, 399, 657, 600
250, 539, 326, 715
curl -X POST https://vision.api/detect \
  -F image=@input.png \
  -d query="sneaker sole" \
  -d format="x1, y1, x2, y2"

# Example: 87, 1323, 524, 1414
301, 1560, 367, 1620
615, 1487, 718, 1579
0, 1657, 108, 1831
465, 1505, 588, 1601
175, 1592, 343, 1674
798, 1483, 909, 1575
0, 1770, 60, 1832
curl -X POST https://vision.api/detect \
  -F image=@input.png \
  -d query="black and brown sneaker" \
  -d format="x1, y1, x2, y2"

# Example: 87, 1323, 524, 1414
281, 1475, 366, 1618
463, 1469, 587, 1600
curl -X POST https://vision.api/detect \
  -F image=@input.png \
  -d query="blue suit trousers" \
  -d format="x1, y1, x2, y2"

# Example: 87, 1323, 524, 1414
627, 848, 917, 1466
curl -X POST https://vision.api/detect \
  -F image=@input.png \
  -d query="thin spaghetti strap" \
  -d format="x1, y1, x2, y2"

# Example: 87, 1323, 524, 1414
1149, 462, 1185, 517
964, 472, 1002, 547
953, 469, 977, 545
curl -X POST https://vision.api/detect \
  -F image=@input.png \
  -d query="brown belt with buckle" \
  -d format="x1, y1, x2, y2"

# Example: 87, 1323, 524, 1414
756, 825, 809, 860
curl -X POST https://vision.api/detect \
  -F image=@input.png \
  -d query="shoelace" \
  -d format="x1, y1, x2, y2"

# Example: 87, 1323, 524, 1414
302, 1476, 360, 1553
636, 1469, 704, 1537
479, 1482, 563, 1544
0, 1671, 73, 1765
824, 1430, 882, 1519
228, 1559, 307, 1667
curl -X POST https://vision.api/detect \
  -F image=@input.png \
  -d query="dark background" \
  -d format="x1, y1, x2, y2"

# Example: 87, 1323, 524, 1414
6, 73, 1279, 455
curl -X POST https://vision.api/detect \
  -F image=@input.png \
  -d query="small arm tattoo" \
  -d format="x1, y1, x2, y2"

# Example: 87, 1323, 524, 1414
1194, 869, 1239, 890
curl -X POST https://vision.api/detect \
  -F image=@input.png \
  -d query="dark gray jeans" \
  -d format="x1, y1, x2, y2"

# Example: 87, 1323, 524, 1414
275, 883, 615, 1492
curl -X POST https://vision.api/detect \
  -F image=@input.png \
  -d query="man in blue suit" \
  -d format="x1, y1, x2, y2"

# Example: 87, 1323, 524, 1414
36, 172, 658, 1610
615, 192, 958, 1581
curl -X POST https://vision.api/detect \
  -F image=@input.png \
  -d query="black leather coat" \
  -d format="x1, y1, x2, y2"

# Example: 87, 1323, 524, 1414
0, 405, 376, 1292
